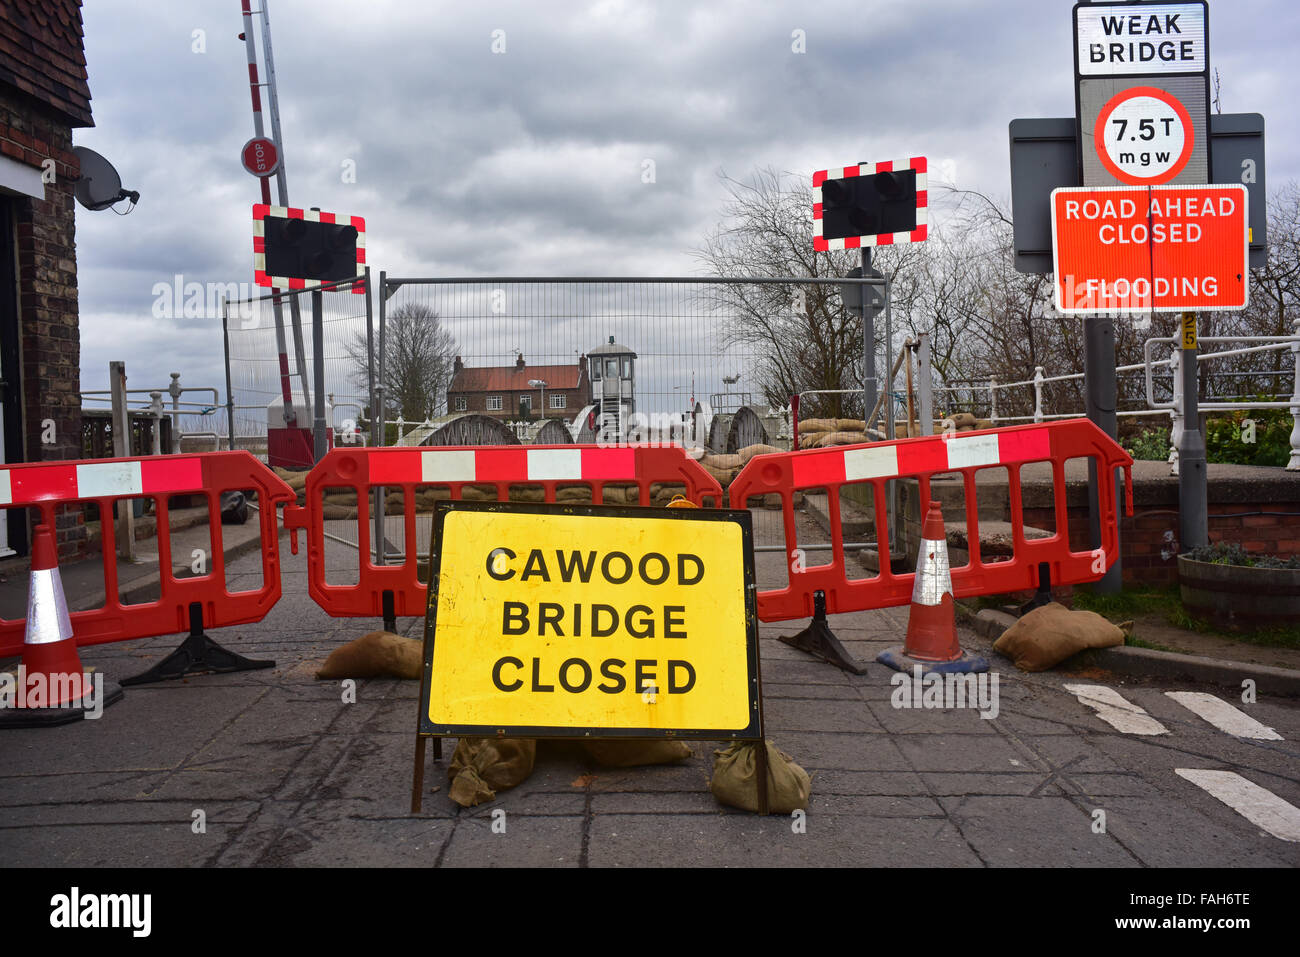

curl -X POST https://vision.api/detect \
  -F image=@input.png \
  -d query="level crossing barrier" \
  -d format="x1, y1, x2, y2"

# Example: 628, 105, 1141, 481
728, 419, 1134, 623
283, 444, 725, 622
0, 452, 296, 668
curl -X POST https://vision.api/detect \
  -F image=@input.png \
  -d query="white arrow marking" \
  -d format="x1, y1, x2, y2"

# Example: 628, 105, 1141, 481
1063, 684, 1168, 735
1175, 769, 1300, 843
1165, 692, 1283, 741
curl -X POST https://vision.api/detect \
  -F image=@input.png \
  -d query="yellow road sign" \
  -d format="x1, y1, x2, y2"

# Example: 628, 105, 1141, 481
418, 501, 761, 739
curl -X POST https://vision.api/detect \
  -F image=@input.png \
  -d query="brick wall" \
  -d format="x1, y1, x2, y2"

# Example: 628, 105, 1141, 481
0, 86, 86, 559
895, 466, 1300, 592
448, 388, 584, 419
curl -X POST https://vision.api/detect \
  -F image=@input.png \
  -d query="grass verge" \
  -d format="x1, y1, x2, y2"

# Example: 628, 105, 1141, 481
1073, 583, 1300, 649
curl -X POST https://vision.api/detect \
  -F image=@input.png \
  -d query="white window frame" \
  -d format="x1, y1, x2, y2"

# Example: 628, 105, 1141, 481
454, 396, 467, 411
550, 393, 566, 409
486, 395, 503, 411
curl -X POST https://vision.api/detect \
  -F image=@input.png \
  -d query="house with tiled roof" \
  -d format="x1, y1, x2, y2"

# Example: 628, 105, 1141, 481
447, 353, 590, 421
0, 0, 94, 558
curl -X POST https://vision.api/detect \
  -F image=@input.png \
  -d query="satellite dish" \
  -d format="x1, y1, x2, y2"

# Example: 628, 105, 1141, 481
72, 146, 139, 212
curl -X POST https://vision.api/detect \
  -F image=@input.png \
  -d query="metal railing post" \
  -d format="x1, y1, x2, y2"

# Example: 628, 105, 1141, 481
109, 360, 135, 562
1169, 346, 1182, 475
149, 392, 164, 456
917, 334, 934, 436
1289, 318, 1300, 471
168, 373, 182, 453
1033, 366, 1045, 423
989, 376, 999, 425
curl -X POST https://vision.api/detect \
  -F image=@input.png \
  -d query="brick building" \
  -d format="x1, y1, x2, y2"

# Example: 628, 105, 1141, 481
0, 0, 93, 558
447, 353, 589, 421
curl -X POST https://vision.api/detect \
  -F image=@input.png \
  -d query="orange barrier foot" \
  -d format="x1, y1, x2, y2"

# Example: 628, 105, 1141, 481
0, 525, 123, 728
121, 602, 274, 686
779, 590, 868, 675
876, 502, 989, 677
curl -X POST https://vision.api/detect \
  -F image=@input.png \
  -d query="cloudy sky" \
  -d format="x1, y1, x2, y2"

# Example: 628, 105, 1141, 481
72, 0, 1297, 405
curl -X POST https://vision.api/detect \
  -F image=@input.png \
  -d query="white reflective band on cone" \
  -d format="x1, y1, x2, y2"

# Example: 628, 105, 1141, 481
25, 567, 73, 645
911, 536, 953, 606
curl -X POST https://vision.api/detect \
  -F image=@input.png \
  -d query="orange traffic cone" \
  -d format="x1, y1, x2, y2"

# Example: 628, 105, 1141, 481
877, 501, 989, 675
0, 524, 122, 727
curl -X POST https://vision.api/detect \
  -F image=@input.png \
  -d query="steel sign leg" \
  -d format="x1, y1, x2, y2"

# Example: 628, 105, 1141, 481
312, 288, 327, 463
411, 734, 428, 813
1178, 312, 1209, 549
1084, 314, 1122, 593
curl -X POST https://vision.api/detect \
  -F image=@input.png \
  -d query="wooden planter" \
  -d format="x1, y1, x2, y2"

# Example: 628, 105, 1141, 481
1178, 555, 1300, 631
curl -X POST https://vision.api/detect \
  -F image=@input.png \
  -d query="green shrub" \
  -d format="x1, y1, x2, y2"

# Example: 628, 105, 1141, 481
1185, 541, 1300, 570
1204, 407, 1291, 467
1124, 427, 1170, 461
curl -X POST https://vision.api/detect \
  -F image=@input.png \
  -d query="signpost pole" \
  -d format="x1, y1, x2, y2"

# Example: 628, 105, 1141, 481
312, 287, 327, 462
239, 1, 295, 430
1084, 315, 1122, 593
1178, 312, 1209, 548
861, 249, 877, 428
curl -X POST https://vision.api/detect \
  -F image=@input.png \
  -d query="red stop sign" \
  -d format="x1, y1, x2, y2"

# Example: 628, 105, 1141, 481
241, 137, 280, 177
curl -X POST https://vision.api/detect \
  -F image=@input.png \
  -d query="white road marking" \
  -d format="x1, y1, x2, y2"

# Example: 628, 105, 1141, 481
1063, 684, 1169, 735
1175, 769, 1300, 843
1164, 692, 1283, 741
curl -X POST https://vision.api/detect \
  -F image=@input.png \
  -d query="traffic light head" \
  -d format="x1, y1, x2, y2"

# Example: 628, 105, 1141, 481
818, 168, 918, 243
264, 217, 360, 283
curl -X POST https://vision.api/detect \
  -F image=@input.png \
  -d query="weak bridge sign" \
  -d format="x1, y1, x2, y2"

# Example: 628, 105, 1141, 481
417, 501, 762, 739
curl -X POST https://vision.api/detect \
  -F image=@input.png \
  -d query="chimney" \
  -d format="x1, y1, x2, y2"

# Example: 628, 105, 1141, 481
577, 352, 586, 368
453, 356, 463, 374
515, 354, 525, 371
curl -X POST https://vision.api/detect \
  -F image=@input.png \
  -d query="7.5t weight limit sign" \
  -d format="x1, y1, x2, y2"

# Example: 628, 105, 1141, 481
1095, 86, 1194, 185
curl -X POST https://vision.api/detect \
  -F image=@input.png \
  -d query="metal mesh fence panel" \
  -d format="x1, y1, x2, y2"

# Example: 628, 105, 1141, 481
223, 283, 372, 458
378, 276, 881, 445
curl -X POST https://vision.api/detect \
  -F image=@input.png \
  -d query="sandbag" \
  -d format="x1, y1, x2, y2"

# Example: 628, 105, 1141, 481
600, 484, 639, 505
834, 419, 866, 432
700, 462, 739, 486
447, 738, 537, 807
797, 418, 838, 434
813, 430, 868, 448
942, 413, 981, 434
556, 485, 595, 503
736, 443, 781, 464
320, 504, 357, 521
508, 486, 546, 503
582, 740, 693, 767
219, 490, 249, 525
710, 739, 811, 814
701, 453, 743, 471
315, 630, 423, 680
992, 602, 1126, 672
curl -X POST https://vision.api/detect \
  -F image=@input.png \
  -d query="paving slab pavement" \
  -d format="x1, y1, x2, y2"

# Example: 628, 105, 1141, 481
2, 507, 1298, 868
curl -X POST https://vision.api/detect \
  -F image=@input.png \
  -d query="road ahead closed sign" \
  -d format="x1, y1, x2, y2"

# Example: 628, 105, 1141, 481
418, 501, 761, 739
1052, 183, 1248, 314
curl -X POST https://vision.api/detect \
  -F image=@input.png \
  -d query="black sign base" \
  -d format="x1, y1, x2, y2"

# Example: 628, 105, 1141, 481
779, 590, 868, 675
121, 603, 274, 685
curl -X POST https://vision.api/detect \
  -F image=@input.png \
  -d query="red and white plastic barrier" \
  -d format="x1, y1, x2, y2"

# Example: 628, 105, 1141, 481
728, 419, 1134, 622
283, 444, 725, 620
0, 452, 295, 658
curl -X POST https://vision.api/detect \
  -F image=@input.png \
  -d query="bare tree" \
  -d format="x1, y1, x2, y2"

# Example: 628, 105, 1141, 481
695, 166, 1300, 426
692, 167, 920, 418
349, 303, 459, 421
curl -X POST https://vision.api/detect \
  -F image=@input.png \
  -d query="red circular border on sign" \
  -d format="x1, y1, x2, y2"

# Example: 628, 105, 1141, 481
1093, 86, 1195, 186
241, 137, 280, 178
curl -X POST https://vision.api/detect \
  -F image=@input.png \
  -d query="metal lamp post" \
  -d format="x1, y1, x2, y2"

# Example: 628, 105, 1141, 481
529, 378, 547, 419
